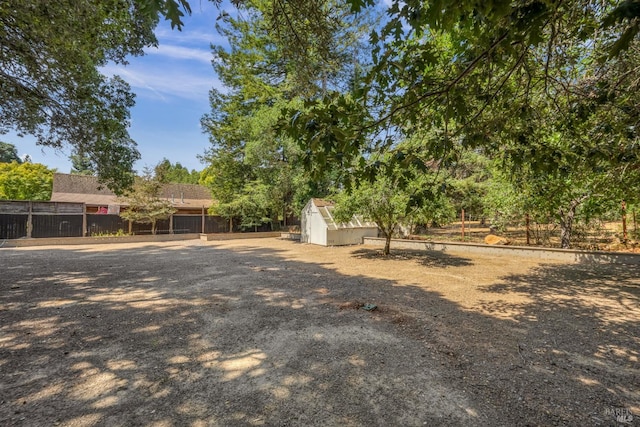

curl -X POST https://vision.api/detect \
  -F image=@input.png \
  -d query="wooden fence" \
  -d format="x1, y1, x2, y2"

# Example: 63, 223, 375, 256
0, 200, 295, 239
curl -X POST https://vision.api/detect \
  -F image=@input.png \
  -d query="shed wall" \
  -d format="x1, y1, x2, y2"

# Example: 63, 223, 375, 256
301, 201, 328, 246
326, 227, 379, 246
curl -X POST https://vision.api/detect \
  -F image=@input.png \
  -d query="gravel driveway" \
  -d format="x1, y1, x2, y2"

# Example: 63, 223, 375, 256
1, 238, 638, 426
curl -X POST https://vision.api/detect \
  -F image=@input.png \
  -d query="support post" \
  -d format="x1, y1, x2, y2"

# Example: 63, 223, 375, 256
461, 209, 465, 241
27, 201, 33, 238
82, 204, 87, 237
526, 213, 530, 246
622, 200, 627, 243
201, 206, 205, 234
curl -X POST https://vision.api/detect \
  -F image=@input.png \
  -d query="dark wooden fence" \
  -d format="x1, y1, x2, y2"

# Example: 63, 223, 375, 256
86, 214, 128, 236
1, 201, 85, 239
31, 215, 84, 238
0, 201, 296, 239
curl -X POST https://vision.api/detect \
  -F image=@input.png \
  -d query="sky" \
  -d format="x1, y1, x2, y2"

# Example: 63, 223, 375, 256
9, 2, 227, 174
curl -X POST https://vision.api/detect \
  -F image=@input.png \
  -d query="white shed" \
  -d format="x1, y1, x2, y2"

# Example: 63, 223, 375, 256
301, 198, 379, 246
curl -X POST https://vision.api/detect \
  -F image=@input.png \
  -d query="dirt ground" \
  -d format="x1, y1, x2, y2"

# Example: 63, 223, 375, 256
1, 238, 638, 426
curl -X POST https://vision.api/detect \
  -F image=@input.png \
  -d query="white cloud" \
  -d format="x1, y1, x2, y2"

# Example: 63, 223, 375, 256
101, 64, 223, 102
155, 27, 225, 46
144, 44, 213, 64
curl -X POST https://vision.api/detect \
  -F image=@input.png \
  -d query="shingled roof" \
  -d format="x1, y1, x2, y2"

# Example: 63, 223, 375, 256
51, 173, 213, 209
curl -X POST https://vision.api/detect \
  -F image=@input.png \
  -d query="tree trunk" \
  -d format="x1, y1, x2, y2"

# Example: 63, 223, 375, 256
283, 204, 287, 228
558, 195, 588, 249
383, 233, 392, 256
151, 220, 157, 235
558, 212, 573, 249
380, 223, 396, 256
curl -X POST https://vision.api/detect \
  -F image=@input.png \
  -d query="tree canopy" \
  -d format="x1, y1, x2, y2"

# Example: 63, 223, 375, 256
154, 158, 201, 184
200, 0, 374, 228
119, 168, 176, 234
0, 0, 168, 193
0, 141, 21, 163
69, 150, 96, 176
0, 162, 54, 200
273, 0, 640, 248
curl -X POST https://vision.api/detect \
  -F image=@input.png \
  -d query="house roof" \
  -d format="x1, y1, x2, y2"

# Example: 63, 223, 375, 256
51, 173, 214, 209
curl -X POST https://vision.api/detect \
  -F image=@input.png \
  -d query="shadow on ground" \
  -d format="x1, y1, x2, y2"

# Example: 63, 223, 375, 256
0, 241, 638, 426
351, 247, 474, 267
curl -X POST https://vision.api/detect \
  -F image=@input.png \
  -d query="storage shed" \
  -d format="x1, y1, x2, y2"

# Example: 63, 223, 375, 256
301, 198, 378, 246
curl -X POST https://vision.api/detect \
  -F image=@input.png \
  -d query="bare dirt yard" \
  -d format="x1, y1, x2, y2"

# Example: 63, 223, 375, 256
1, 238, 638, 426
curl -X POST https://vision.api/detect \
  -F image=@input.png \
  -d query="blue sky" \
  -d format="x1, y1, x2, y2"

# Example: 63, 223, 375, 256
10, 3, 226, 174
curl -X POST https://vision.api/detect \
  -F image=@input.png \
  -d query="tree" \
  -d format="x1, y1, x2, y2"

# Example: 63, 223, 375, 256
0, 0, 169, 193
213, 180, 273, 231
445, 151, 491, 222
201, 0, 373, 226
0, 162, 53, 200
491, 38, 640, 248
70, 151, 96, 176
332, 177, 404, 256
360, 0, 640, 138
0, 142, 21, 163
280, 1, 640, 193
332, 147, 450, 255
154, 158, 200, 184
291, 1, 640, 251
119, 169, 176, 235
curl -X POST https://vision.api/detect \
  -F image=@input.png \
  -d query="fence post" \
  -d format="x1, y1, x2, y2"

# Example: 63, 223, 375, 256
461, 209, 465, 241
201, 206, 205, 234
526, 213, 530, 245
27, 201, 33, 238
82, 204, 87, 237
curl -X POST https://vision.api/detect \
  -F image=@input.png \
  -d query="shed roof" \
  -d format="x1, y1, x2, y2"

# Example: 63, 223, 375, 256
311, 198, 334, 208
309, 199, 377, 230
51, 173, 214, 209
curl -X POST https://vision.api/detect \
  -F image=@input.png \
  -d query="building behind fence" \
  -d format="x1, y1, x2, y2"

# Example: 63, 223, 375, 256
0, 200, 237, 239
